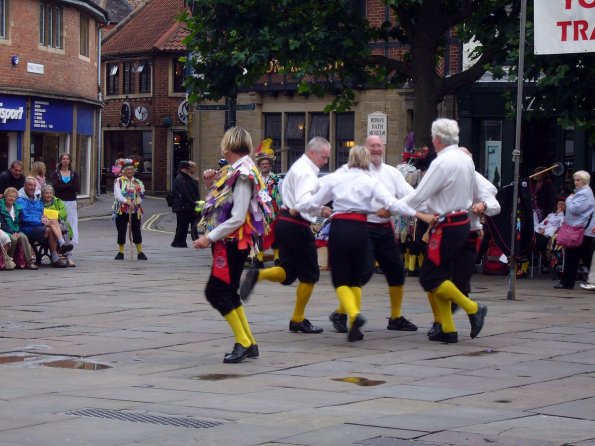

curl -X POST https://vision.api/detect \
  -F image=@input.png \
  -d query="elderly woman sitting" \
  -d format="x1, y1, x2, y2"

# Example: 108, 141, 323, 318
16, 177, 72, 268
0, 187, 39, 269
41, 185, 75, 267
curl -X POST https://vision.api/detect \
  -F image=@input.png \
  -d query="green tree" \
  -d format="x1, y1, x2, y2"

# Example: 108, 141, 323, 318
182, 0, 519, 146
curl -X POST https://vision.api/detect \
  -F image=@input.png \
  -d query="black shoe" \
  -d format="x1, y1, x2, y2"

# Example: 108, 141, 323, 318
59, 243, 73, 254
137, 252, 148, 260
387, 316, 418, 331
348, 314, 366, 342
247, 344, 259, 359
274, 258, 281, 267
223, 343, 251, 363
407, 269, 420, 277
239, 268, 259, 302
427, 322, 441, 337
171, 242, 188, 248
51, 260, 67, 268
468, 303, 487, 339
553, 283, 573, 289
289, 318, 323, 334
329, 311, 348, 333
254, 261, 265, 269
115, 252, 124, 260
428, 327, 458, 343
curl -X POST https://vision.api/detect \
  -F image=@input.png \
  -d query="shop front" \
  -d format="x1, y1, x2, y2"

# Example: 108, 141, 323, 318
0, 95, 26, 172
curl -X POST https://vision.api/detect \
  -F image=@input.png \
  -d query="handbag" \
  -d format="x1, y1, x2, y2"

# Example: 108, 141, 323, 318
556, 222, 585, 248
0, 244, 16, 270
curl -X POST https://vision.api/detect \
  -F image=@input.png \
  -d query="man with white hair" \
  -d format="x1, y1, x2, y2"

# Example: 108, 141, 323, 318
401, 118, 488, 344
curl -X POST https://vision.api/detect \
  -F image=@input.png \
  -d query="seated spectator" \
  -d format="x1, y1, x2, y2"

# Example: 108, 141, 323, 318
41, 185, 75, 267
16, 177, 72, 268
0, 160, 25, 199
0, 187, 38, 269
534, 198, 566, 251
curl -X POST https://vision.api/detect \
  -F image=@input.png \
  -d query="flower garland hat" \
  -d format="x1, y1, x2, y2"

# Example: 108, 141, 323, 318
114, 158, 139, 175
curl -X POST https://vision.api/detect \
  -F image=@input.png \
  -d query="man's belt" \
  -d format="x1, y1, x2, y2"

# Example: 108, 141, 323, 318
437, 210, 469, 225
332, 212, 367, 223
278, 209, 311, 228
367, 221, 393, 228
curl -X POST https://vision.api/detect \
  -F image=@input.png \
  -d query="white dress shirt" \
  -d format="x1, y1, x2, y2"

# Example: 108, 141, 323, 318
402, 144, 475, 215
535, 211, 565, 237
297, 167, 416, 218
282, 154, 321, 223
470, 171, 501, 231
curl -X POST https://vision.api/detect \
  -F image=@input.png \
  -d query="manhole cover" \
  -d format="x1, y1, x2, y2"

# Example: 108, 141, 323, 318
62, 408, 225, 429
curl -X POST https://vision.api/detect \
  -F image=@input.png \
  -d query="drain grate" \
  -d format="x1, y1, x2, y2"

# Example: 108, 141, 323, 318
62, 408, 225, 429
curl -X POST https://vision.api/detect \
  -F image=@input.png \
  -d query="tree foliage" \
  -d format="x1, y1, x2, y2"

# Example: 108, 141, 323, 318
182, 1, 521, 146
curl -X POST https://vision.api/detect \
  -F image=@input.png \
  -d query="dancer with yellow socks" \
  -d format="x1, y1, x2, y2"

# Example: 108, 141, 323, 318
194, 127, 271, 363
240, 137, 332, 334
296, 145, 435, 342
329, 135, 419, 334
401, 119, 488, 344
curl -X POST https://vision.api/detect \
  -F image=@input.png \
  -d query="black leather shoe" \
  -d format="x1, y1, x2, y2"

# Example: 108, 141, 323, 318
553, 283, 573, 289
468, 303, 488, 339
329, 311, 348, 333
348, 314, 366, 342
289, 318, 323, 334
115, 252, 124, 260
171, 243, 188, 248
137, 252, 148, 260
387, 316, 418, 331
247, 344, 259, 358
240, 269, 259, 301
51, 260, 67, 268
427, 322, 441, 337
428, 327, 458, 343
59, 243, 73, 254
223, 343, 251, 363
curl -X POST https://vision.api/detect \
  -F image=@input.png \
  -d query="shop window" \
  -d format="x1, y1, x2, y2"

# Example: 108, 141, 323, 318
80, 12, 89, 57
0, 0, 7, 39
104, 130, 152, 175
107, 63, 119, 95
123, 62, 135, 95
39, 2, 63, 48
172, 131, 189, 179
335, 112, 354, 168
264, 113, 282, 172
173, 58, 185, 93
308, 114, 329, 140
30, 133, 66, 172
480, 120, 503, 188
286, 114, 305, 166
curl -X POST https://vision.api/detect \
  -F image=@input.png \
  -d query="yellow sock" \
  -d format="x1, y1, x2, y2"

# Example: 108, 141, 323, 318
336, 286, 358, 323
273, 248, 279, 261
435, 280, 478, 315
434, 292, 456, 333
521, 260, 529, 273
135, 243, 142, 253
118, 244, 125, 254
388, 285, 404, 319
258, 266, 286, 283
235, 305, 256, 345
223, 309, 251, 347
291, 282, 314, 323
408, 255, 417, 271
418, 253, 424, 268
257, 251, 264, 262
350, 286, 362, 311
427, 292, 442, 324
404, 251, 410, 270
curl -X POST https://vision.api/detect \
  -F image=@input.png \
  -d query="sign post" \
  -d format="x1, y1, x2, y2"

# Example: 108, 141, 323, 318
195, 98, 256, 131
366, 112, 388, 145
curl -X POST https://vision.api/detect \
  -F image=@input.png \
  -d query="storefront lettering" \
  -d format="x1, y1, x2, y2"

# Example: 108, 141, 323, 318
0, 103, 24, 124
33, 101, 54, 129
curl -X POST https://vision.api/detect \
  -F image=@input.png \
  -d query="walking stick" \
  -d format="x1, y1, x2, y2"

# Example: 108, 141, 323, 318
128, 206, 133, 261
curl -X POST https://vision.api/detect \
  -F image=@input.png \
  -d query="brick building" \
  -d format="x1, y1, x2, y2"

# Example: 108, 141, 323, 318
0, 0, 107, 201
100, 0, 188, 194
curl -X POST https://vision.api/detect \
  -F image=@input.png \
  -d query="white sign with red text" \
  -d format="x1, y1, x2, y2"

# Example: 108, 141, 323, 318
534, 0, 595, 54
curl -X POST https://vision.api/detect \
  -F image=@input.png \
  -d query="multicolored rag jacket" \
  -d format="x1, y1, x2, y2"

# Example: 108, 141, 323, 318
200, 157, 271, 250
262, 173, 282, 223
112, 176, 145, 218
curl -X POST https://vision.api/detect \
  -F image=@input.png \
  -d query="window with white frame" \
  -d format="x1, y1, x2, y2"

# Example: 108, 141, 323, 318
107, 63, 119, 95
39, 1, 63, 48
0, 0, 7, 39
80, 12, 89, 57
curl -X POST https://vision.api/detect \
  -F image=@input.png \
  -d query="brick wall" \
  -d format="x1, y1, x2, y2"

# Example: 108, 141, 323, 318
0, 0, 100, 102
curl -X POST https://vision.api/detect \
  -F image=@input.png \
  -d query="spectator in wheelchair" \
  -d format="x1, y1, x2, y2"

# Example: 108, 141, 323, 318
16, 177, 72, 268
41, 185, 75, 267
0, 187, 39, 269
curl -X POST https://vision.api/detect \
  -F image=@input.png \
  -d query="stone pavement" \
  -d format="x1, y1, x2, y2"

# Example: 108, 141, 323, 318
1, 195, 594, 446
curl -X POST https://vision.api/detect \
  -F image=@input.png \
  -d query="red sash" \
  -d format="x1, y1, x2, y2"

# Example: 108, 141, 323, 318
427, 216, 470, 266
332, 213, 367, 222
211, 241, 231, 284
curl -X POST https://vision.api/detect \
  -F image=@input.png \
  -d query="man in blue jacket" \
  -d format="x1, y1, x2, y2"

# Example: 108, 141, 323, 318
17, 177, 73, 267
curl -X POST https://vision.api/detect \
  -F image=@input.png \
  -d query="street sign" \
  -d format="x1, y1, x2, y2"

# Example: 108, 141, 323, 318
195, 104, 228, 111
234, 104, 256, 111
